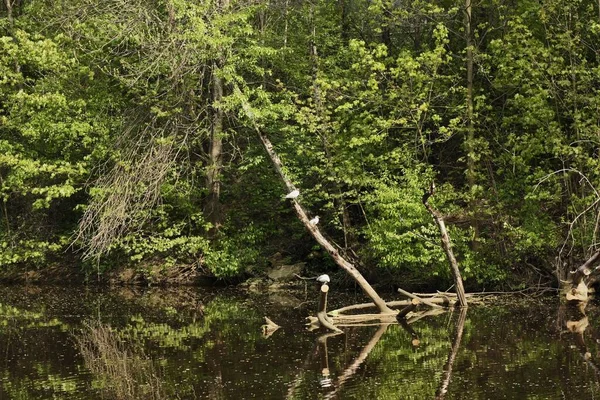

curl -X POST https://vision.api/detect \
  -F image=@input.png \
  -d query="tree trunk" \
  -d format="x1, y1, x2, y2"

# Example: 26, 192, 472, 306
4, 0, 13, 26
423, 184, 468, 307
309, 19, 357, 253
3, 0, 21, 77
464, 0, 478, 246
203, 0, 229, 232
204, 62, 224, 231
464, 0, 474, 185
257, 132, 393, 314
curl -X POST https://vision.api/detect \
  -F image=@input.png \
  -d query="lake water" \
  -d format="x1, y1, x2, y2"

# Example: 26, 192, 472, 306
0, 285, 598, 399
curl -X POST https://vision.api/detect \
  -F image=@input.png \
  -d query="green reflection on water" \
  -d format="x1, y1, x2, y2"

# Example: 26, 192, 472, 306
0, 287, 599, 399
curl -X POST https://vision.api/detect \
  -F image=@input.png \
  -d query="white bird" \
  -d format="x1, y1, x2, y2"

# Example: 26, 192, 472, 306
316, 274, 330, 284
285, 189, 300, 199
309, 216, 320, 225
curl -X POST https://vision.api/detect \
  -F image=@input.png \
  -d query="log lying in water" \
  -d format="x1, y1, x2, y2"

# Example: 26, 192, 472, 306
397, 298, 420, 319
397, 288, 445, 309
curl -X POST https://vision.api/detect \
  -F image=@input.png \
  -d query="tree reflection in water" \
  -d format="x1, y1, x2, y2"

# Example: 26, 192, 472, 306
6, 287, 600, 399
561, 301, 600, 380
75, 321, 166, 400
293, 306, 469, 400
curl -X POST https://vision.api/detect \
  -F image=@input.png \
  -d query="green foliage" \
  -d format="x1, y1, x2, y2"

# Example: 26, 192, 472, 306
4, 0, 600, 288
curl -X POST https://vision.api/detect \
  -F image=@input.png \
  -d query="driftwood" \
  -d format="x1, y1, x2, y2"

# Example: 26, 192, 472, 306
330, 297, 459, 316
325, 290, 487, 328
422, 183, 468, 307
397, 288, 444, 309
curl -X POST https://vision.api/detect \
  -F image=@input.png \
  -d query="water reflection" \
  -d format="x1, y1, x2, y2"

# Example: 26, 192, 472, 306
561, 301, 600, 379
75, 321, 166, 400
2, 287, 600, 398
435, 307, 467, 399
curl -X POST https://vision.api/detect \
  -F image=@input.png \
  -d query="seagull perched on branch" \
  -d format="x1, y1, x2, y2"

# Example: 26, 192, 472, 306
309, 216, 320, 225
285, 189, 300, 199
316, 274, 330, 284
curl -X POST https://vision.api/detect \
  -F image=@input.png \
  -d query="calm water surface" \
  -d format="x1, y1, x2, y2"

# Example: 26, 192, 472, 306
0, 285, 598, 399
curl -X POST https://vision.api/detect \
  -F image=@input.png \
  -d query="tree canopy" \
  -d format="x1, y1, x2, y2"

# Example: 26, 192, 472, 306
2, 0, 600, 289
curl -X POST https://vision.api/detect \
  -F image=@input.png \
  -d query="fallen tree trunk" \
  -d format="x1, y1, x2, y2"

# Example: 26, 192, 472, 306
257, 131, 393, 314
397, 287, 444, 309
397, 298, 420, 319
423, 183, 468, 307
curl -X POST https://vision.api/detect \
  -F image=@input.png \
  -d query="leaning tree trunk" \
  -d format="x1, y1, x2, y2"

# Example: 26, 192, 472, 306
257, 132, 393, 314
423, 183, 468, 307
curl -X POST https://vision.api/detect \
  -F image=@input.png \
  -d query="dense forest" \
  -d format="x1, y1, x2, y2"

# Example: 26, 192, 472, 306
1, 0, 600, 289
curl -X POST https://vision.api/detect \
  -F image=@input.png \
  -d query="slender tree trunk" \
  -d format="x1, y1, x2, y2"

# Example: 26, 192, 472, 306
283, 0, 289, 49
423, 184, 468, 307
204, 0, 229, 231
0, 175, 9, 235
309, 5, 320, 107
464, 0, 474, 186
257, 132, 393, 314
3, 0, 20, 76
4, 0, 14, 26
339, 0, 349, 43
204, 62, 224, 230
464, 0, 478, 245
